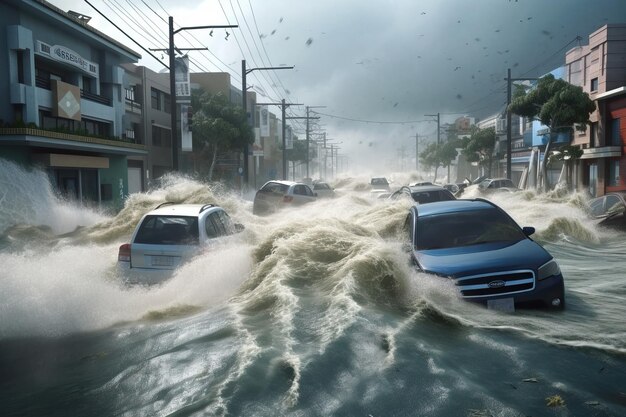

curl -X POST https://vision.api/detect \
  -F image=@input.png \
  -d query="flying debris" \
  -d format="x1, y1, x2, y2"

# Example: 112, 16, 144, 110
285, 36, 290, 40
393, 102, 398, 108
541, 30, 552, 36
356, 61, 364, 65
475, 37, 481, 42
417, 55, 422, 59
225, 31, 230, 41
495, 29, 501, 33
305, 38, 313, 46
209, 30, 213, 37
259, 33, 266, 39
420, 12, 426, 15
456, 94, 462, 99
271, 29, 276, 35
513, 62, 519, 67
279, 17, 283, 23
454, 66, 461, 71
285, 89, 291, 95
457, 20, 461, 23
527, 17, 533, 20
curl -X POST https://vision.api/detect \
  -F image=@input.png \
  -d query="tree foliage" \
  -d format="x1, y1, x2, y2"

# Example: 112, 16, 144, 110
419, 141, 458, 181
461, 127, 496, 176
508, 74, 595, 190
509, 74, 595, 131
285, 139, 316, 163
190, 90, 253, 180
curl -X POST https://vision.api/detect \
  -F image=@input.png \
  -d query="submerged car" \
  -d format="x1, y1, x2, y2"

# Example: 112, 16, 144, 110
118, 203, 243, 284
406, 199, 565, 310
312, 181, 336, 198
370, 177, 391, 191
252, 180, 317, 215
477, 177, 519, 193
390, 185, 456, 204
587, 192, 626, 229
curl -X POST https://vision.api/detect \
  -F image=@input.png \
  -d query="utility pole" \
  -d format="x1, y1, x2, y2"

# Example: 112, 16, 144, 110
414, 134, 420, 172
165, 20, 237, 171
257, 100, 302, 180
505, 68, 538, 180
305, 106, 325, 179
286, 112, 320, 179
425, 113, 441, 144
242, 60, 294, 186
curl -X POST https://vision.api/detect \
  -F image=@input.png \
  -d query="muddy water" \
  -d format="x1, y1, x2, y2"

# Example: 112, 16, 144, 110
1, 161, 625, 416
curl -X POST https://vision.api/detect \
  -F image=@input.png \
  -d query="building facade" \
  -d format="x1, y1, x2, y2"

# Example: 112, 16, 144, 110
565, 24, 626, 196
0, 0, 144, 210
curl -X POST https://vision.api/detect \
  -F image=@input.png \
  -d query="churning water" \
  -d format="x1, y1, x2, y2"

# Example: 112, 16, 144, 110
1, 159, 625, 417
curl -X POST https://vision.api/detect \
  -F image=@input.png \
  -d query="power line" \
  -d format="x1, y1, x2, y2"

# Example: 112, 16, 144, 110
312, 111, 433, 125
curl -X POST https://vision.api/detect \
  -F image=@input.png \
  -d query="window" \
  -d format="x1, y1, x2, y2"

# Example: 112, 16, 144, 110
590, 122, 598, 148
591, 78, 599, 92
17, 50, 25, 84
125, 86, 135, 101
208, 212, 227, 235
82, 76, 95, 94
163, 93, 171, 114
610, 118, 621, 146
205, 215, 219, 238
151, 88, 160, 110
152, 125, 171, 147
608, 160, 620, 186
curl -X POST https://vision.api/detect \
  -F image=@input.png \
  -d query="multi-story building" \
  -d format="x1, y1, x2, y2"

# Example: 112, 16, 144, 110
121, 64, 173, 192
0, 0, 145, 210
566, 24, 626, 197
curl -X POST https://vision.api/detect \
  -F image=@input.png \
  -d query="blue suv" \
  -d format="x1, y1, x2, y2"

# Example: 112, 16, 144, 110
406, 199, 565, 310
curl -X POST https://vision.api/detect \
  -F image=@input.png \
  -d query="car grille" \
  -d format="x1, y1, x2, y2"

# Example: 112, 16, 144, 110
455, 270, 535, 298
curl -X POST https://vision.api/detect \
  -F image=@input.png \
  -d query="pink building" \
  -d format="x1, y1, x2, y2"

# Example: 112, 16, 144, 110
565, 24, 626, 196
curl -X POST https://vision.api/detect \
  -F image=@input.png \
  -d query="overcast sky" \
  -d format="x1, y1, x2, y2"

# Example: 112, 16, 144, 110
53, 0, 626, 173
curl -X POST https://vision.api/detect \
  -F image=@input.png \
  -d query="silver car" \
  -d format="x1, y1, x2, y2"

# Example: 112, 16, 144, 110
252, 180, 317, 215
118, 203, 242, 284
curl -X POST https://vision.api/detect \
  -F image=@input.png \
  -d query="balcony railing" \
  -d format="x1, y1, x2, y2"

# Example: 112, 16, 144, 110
0, 127, 145, 150
35, 76, 111, 106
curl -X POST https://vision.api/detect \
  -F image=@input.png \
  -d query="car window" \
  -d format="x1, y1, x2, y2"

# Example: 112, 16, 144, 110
588, 197, 605, 216
208, 212, 227, 236
314, 183, 330, 190
205, 215, 219, 238
411, 190, 455, 204
605, 195, 625, 215
294, 185, 308, 195
502, 179, 515, 188
416, 208, 525, 250
217, 210, 235, 234
261, 182, 289, 194
304, 185, 315, 196
134, 215, 199, 245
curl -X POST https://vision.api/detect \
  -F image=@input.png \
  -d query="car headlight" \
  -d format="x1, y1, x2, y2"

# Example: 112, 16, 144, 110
538, 259, 561, 281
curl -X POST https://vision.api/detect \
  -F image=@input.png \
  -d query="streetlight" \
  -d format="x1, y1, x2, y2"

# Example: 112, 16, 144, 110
242, 60, 294, 187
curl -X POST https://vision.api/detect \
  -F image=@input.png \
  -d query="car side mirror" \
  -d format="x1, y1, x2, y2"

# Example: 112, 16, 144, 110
522, 226, 535, 237
234, 223, 245, 233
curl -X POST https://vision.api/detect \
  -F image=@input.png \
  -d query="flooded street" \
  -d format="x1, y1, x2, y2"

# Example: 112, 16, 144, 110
1, 162, 625, 417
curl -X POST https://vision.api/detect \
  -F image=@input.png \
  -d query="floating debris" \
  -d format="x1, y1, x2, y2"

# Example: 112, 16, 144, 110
546, 395, 565, 407
522, 377, 538, 383
585, 401, 601, 406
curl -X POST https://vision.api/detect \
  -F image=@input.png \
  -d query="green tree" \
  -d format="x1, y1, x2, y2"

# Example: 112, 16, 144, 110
508, 74, 595, 191
462, 127, 496, 176
190, 90, 253, 180
420, 142, 440, 181
439, 140, 459, 182
419, 141, 458, 182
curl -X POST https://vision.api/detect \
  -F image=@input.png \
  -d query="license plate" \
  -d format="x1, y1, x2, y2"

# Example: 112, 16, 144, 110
487, 298, 515, 312
151, 256, 174, 266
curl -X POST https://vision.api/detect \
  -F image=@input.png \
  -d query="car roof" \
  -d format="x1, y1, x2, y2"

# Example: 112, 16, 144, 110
263, 180, 300, 186
415, 199, 495, 217
148, 203, 220, 216
405, 185, 446, 192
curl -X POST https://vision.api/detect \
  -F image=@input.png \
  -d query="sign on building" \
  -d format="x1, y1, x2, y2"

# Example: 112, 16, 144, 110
52, 80, 81, 121
175, 56, 191, 102
181, 104, 193, 151
260, 106, 270, 137
253, 127, 263, 156
286, 125, 293, 150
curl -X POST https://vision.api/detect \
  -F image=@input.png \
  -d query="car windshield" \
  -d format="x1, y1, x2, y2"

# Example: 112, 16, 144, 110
371, 178, 388, 185
134, 215, 199, 245
415, 208, 526, 250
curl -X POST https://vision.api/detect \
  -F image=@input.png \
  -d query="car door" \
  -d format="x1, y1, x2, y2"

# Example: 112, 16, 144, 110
293, 184, 316, 205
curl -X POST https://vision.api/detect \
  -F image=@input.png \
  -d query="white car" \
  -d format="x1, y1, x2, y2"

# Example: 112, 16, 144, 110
312, 181, 336, 198
252, 180, 317, 215
117, 203, 243, 284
